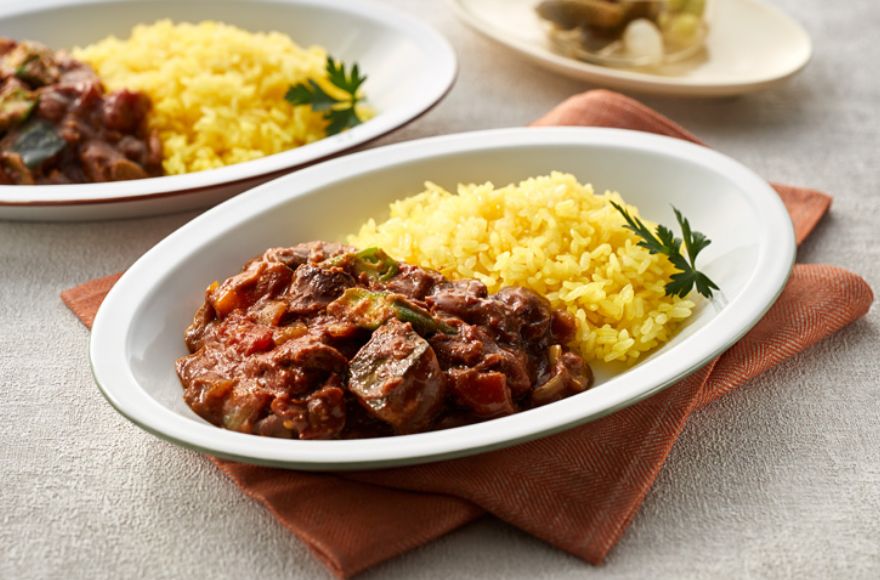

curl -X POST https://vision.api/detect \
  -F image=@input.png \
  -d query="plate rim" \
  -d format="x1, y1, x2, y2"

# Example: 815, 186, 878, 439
88, 126, 796, 470
448, 0, 812, 97
0, 0, 458, 206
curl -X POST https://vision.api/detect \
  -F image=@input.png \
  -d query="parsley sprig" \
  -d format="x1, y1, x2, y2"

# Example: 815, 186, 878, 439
610, 202, 720, 299
284, 56, 367, 136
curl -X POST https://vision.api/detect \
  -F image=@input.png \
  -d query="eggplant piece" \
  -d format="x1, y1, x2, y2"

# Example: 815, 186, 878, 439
9, 119, 66, 169
348, 319, 445, 433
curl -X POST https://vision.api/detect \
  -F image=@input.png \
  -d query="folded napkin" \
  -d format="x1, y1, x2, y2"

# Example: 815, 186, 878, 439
62, 90, 873, 578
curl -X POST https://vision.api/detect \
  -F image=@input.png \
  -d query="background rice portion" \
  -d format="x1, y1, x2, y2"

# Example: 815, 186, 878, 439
74, 20, 340, 175
349, 172, 695, 364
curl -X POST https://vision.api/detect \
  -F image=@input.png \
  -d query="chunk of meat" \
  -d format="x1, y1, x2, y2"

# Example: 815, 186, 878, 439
476, 345, 533, 398
349, 320, 445, 433
259, 241, 354, 270
67, 80, 103, 114
0, 38, 16, 57
495, 286, 553, 343
531, 347, 594, 406
179, 371, 235, 426
242, 351, 313, 396
220, 384, 271, 433
252, 414, 294, 438
429, 323, 485, 368
116, 135, 151, 165
79, 140, 148, 181
427, 279, 488, 319
35, 88, 70, 123
184, 293, 217, 352
430, 321, 531, 397
263, 386, 347, 439
192, 312, 277, 359
257, 337, 348, 398
102, 89, 150, 132
209, 260, 293, 318
382, 263, 445, 299
258, 246, 311, 269
146, 130, 162, 168
56, 61, 99, 86
428, 279, 521, 342
285, 264, 354, 316
551, 309, 578, 344
176, 341, 257, 430
271, 338, 349, 375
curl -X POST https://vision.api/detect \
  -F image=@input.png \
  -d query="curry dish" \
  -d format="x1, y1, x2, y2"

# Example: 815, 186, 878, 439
1, 24, 369, 185
177, 241, 593, 439
0, 38, 161, 184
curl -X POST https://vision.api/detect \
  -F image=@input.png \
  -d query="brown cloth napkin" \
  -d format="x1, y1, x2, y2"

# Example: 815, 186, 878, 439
62, 90, 873, 578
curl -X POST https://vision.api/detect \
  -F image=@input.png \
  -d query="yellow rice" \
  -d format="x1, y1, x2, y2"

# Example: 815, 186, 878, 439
73, 20, 360, 175
348, 172, 695, 365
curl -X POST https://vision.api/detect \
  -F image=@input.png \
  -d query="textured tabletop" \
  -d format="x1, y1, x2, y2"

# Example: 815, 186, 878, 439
2, 0, 878, 578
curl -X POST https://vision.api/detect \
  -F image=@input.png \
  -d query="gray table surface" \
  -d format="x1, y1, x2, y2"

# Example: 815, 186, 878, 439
2, 0, 878, 578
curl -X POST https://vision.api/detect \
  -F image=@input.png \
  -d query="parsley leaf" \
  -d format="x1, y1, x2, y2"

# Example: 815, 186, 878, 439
284, 56, 367, 136
285, 80, 337, 112
326, 58, 366, 95
610, 201, 720, 299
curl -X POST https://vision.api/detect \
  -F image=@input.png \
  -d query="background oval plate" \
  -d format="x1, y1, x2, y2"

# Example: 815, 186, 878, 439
90, 127, 795, 470
450, 0, 811, 97
0, 0, 457, 221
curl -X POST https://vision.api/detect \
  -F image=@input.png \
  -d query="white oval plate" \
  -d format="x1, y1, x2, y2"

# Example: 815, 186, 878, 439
90, 127, 795, 470
0, 0, 456, 221
450, 0, 811, 97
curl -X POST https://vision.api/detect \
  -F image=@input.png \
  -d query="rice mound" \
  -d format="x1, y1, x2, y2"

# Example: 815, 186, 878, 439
73, 20, 344, 175
348, 172, 695, 364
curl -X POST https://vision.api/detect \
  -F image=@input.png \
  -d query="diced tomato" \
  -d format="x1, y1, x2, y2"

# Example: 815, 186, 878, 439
448, 369, 515, 417
244, 329, 274, 355
223, 320, 275, 355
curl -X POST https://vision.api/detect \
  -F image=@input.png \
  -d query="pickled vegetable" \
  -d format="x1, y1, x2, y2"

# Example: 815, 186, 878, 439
536, 0, 708, 68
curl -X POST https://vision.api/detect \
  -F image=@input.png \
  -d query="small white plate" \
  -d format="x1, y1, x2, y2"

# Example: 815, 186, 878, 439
0, 0, 457, 221
450, 0, 811, 97
89, 127, 795, 470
